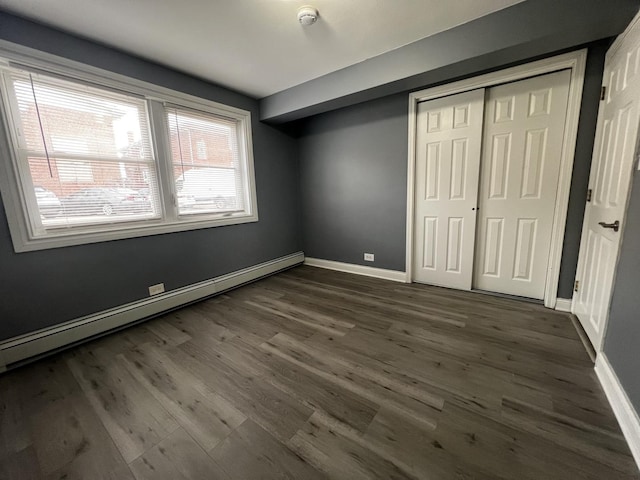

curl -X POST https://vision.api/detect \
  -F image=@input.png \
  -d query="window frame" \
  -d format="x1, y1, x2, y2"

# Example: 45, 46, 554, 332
0, 41, 258, 252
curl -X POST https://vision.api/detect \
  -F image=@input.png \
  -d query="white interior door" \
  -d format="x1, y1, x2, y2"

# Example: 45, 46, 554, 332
413, 89, 484, 289
573, 18, 640, 350
474, 70, 571, 299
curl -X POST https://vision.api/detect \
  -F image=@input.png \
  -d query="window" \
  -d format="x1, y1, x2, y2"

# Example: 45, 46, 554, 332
0, 51, 257, 252
56, 161, 94, 183
7, 70, 160, 230
196, 139, 207, 160
167, 107, 247, 216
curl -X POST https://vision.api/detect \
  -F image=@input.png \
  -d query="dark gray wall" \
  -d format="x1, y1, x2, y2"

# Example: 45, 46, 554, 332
605, 172, 640, 412
0, 13, 302, 341
261, 0, 639, 122
298, 93, 408, 271
297, 43, 609, 296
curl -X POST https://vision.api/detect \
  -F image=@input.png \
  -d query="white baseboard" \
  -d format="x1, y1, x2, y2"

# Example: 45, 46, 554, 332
595, 352, 640, 470
0, 251, 304, 372
304, 257, 406, 283
555, 298, 573, 312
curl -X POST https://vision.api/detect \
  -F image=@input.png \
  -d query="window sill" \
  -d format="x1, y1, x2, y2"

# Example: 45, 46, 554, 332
10, 213, 259, 252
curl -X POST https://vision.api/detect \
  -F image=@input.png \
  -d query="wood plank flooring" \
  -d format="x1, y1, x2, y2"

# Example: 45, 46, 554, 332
0, 265, 638, 479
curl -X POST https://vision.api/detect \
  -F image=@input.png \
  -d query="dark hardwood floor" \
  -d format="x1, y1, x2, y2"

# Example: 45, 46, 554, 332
1, 265, 638, 479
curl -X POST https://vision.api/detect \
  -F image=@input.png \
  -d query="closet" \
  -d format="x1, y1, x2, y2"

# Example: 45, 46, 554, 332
412, 69, 571, 300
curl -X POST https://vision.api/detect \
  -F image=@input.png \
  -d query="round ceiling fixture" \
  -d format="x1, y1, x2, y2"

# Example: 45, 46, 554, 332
297, 6, 319, 26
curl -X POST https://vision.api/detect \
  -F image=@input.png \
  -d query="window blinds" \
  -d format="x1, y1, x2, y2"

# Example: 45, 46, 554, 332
166, 106, 245, 215
8, 69, 161, 228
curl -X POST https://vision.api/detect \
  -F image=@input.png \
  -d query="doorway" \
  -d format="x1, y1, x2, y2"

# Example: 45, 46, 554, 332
405, 51, 587, 308
573, 14, 640, 350
413, 70, 571, 299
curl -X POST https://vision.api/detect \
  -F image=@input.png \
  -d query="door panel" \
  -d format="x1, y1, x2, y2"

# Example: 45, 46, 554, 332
450, 139, 468, 199
513, 218, 537, 281
446, 217, 463, 272
488, 133, 511, 198
422, 217, 437, 269
474, 70, 571, 299
574, 19, 640, 349
481, 217, 504, 276
520, 129, 546, 198
413, 89, 485, 289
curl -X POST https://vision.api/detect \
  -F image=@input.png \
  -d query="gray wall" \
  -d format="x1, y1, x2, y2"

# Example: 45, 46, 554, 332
297, 43, 609, 297
0, 13, 302, 341
298, 93, 408, 271
605, 172, 640, 412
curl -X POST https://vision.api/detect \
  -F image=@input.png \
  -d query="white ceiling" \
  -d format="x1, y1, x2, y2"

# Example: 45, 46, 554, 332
0, 0, 523, 98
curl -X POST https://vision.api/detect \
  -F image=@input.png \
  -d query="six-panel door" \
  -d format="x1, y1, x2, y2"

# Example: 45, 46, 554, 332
414, 71, 572, 299
413, 89, 485, 289
474, 70, 571, 299
573, 26, 640, 349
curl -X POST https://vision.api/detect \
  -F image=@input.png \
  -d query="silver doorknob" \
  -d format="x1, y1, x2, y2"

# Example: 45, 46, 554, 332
598, 220, 620, 232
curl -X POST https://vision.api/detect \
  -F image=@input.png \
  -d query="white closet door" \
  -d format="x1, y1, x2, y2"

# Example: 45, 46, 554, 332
573, 18, 640, 350
413, 89, 485, 289
474, 70, 571, 299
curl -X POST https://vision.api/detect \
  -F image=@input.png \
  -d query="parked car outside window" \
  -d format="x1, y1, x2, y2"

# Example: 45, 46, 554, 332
60, 187, 151, 217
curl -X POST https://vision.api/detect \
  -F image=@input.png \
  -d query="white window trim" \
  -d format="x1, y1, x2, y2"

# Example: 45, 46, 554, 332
0, 40, 258, 252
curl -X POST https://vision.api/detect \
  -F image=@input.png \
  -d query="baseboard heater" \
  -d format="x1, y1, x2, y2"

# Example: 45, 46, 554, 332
0, 251, 304, 372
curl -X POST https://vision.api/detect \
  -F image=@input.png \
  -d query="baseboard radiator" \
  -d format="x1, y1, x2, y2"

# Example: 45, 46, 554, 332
0, 251, 304, 372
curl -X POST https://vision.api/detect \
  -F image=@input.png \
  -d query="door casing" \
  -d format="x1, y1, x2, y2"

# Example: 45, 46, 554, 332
405, 50, 587, 309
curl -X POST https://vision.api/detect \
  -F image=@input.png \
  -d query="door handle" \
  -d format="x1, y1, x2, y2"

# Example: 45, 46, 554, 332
598, 220, 620, 232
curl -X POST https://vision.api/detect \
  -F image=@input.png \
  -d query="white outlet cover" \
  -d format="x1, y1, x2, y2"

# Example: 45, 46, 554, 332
148, 283, 165, 296
364, 253, 375, 261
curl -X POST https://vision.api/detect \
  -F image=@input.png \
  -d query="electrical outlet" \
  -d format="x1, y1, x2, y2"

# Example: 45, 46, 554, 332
148, 283, 165, 296
364, 253, 375, 262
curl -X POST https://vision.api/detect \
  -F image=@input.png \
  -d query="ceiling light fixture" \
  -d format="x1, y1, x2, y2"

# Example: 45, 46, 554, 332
297, 6, 319, 26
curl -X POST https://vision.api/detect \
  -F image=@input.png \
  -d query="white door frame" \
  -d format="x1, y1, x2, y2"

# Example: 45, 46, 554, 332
405, 50, 588, 309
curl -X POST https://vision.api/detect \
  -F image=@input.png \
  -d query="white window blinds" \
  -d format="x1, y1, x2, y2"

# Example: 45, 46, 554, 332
0, 52, 257, 251
166, 106, 246, 216
7, 69, 161, 230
